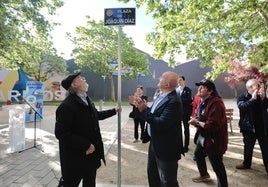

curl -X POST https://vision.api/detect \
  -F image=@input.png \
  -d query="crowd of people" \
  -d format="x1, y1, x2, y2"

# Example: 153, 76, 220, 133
54, 71, 268, 187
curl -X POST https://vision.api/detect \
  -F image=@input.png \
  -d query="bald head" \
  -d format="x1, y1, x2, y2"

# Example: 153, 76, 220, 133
158, 71, 179, 92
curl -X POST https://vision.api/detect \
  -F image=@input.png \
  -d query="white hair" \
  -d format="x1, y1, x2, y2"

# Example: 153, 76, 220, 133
246, 79, 258, 89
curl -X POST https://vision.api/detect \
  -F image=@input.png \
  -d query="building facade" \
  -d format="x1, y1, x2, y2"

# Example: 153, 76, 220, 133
66, 50, 244, 101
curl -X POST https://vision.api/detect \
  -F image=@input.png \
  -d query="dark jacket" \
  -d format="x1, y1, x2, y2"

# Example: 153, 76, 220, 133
55, 94, 116, 175
141, 90, 183, 161
237, 92, 268, 135
194, 93, 228, 156
180, 86, 193, 117
130, 95, 148, 119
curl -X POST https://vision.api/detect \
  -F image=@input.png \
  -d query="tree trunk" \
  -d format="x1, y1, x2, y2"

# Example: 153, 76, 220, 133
234, 88, 238, 98
109, 75, 116, 101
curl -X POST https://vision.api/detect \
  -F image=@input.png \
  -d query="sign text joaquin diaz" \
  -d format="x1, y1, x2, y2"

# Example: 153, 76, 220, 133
104, 8, 136, 26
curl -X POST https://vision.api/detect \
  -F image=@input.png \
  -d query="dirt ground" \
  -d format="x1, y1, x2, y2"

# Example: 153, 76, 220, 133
96, 118, 268, 186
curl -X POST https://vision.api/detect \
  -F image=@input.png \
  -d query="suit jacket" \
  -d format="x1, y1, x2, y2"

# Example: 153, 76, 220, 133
141, 90, 183, 161
55, 94, 116, 176
180, 86, 193, 117
130, 95, 148, 119
237, 92, 268, 135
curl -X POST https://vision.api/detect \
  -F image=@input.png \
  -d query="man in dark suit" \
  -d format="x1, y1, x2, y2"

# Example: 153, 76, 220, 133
235, 79, 268, 173
129, 71, 183, 187
55, 72, 119, 187
176, 76, 192, 153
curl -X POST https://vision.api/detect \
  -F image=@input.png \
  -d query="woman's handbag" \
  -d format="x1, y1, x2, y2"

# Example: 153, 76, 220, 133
129, 111, 134, 118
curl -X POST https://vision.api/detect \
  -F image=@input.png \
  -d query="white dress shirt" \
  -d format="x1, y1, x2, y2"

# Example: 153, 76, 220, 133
147, 92, 169, 136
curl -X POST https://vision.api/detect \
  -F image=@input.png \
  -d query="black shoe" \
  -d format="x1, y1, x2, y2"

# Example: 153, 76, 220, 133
142, 131, 151, 143
142, 136, 150, 143
58, 177, 64, 187
183, 147, 189, 153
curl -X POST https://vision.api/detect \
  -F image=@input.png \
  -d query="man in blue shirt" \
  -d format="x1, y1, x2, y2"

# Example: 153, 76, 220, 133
129, 71, 183, 187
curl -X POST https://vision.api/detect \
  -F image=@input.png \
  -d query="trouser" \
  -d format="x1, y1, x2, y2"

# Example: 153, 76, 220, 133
242, 131, 268, 173
134, 118, 145, 140
59, 168, 97, 187
147, 143, 179, 187
194, 143, 228, 187
182, 114, 191, 148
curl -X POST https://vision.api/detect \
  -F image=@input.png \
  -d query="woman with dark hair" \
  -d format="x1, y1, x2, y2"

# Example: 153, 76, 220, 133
188, 79, 228, 187
129, 85, 148, 143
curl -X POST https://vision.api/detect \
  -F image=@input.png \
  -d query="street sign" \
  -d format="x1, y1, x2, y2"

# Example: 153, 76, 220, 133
104, 8, 136, 26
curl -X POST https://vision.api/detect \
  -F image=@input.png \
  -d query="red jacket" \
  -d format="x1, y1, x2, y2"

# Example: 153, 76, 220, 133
192, 94, 201, 117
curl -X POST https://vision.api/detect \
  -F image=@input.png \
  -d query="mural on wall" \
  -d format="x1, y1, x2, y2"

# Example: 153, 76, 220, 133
0, 67, 23, 102
0, 67, 66, 103
44, 81, 62, 101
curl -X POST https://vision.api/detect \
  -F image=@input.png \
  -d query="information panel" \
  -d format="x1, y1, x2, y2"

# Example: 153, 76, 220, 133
25, 81, 44, 122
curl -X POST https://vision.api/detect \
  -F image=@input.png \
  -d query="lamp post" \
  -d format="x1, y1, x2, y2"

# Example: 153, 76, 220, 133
101, 75, 106, 101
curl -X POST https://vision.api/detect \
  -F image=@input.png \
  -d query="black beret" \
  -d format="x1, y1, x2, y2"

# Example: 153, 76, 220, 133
61, 72, 81, 90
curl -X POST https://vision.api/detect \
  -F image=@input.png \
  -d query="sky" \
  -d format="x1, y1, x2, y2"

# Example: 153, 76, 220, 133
50, 0, 156, 60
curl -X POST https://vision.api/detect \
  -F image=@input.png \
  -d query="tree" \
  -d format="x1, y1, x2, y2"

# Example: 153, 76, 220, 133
224, 58, 250, 98
67, 16, 149, 101
21, 37, 67, 82
225, 59, 268, 97
0, 0, 64, 68
1, 32, 67, 82
118, 0, 268, 79
24, 49, 67, 82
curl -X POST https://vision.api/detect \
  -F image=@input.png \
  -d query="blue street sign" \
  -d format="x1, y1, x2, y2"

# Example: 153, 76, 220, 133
104, 8, 136, 26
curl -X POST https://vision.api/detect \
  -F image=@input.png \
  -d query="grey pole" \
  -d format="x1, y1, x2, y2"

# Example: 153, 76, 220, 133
117, 25, 122, 187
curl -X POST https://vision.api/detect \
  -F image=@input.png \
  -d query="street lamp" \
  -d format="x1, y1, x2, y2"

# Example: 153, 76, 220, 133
101, 75, 106, 101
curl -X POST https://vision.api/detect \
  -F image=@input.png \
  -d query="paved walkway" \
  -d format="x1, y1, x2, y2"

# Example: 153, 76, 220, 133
0, 103, 133, 187
0, 100, 267, 186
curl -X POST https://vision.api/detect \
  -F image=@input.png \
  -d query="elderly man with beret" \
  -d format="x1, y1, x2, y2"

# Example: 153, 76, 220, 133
55, 72, 120, 187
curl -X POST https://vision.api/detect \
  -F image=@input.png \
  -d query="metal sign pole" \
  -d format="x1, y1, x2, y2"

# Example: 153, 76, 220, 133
104, 8, 135, 187
117, 25, 122, 187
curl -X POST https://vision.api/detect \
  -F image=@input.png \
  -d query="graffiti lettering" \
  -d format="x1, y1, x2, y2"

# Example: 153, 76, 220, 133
0, 89, 66, 102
